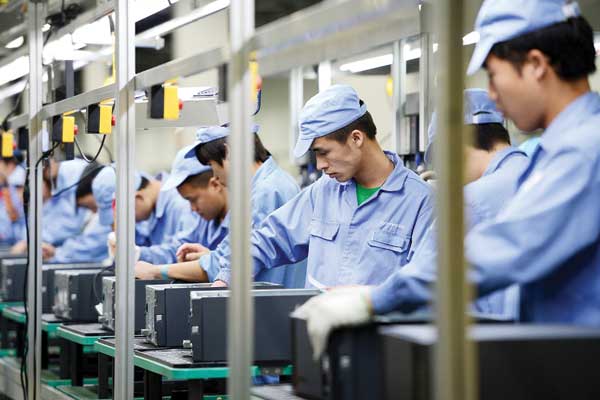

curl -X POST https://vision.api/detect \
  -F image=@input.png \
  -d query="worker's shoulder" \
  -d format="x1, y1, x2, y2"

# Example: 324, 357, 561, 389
402, 167, 434, 197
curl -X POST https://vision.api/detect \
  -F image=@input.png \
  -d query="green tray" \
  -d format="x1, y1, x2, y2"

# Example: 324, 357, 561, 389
57, 326, 104, 347
2, 307, 26, 324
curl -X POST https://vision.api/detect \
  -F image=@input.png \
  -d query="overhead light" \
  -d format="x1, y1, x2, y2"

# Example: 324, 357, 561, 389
72, 15, 112, 46
43, 34, 86, 63
462, 31, 480, 46
0, 56, 29, 86
5, 36, 24, 49
134, 0, 179, 22
340, 54, 393, 73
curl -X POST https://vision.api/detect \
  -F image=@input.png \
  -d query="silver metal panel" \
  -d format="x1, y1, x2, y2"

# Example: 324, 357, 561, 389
114, 0, 136, 398
392, 39, 408, 155
39, 84, 116, 120
27, 2, 45, 398
433, 0, 476, 400
228, 0, 254, 398
135, 98, 220, 129
419, 3, 434, 153
288, 68, 303, 165
134, 46, 229, 90
7, 113, 29, 130
253, 0, 420, 76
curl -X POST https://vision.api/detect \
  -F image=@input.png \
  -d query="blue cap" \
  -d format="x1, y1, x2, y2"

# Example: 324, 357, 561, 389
467, 0, 581, 75
162, 145, 212, 191
7, 165, 26, 186
92, 166, 116, 226
424, 89, 504, 163
295, 85, 367, 158
184, 124, 260, 159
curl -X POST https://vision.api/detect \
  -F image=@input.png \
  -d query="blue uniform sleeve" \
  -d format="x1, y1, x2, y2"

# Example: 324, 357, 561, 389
138, 212, 201, 265
212, 185, 315, 285
51, 218, 112, 263
370, 148, 600, 314
406, 194, 435, 263
42, 196, 89, 246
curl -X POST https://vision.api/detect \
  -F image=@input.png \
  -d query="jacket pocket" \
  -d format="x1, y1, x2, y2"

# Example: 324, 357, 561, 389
309, 220, 340, 241
368, 224, 409, 253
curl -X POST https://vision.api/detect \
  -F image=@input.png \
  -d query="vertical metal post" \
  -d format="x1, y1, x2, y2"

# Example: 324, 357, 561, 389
289, 67, 304, 165
433, 0, 476, 400
317, 61, 332, 91
228, 0, 254, 399
392, 39, 408, 155
419, 32, 432, 153
27, 2, 44, 398
114, 0, 136, 399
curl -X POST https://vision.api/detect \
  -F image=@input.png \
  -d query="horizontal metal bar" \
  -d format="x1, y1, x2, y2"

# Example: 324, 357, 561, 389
40, 84, 115, 119
134, 46, 229, 89
253, 0, 420, 76
7, 113, 29, 130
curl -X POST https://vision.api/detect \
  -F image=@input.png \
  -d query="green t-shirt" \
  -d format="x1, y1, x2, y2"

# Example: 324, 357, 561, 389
356, 183, 381, 206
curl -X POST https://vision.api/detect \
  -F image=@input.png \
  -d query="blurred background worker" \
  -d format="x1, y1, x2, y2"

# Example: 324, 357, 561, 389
132, 145, 228, 270
0, 151, 26, 246
208, 85, 434, 289
293, 0, 600, 358
11, 158, 90, 255
135, 125, 307, 288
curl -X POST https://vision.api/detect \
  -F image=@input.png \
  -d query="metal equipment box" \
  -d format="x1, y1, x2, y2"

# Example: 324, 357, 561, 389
0, 260, 103, 312
99, 277, 169, 333
53, 269, 114, 322
293, 319, 600, 400
188, 289, 318, 364
379, 324, 600, 400
143, 282, 282, 347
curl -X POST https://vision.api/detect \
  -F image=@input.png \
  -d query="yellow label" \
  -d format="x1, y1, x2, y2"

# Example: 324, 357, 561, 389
99, 105, 112, 134
1, 132, 14, 158
163, 85, 179, 120
62, 116, 75, 143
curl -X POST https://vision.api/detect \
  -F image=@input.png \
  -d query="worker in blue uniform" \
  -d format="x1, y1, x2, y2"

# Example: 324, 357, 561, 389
126, 145, 227, 264
207, 85, 435, 289
0, 155, 26, 245
45, 162, 111, 263
294, 0, 600, 358
409, 88, 530, 319
135, 125, 307, 288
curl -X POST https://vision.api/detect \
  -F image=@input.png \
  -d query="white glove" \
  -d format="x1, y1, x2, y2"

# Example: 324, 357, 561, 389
107, 231, 140, 263
291, 286, 373, 360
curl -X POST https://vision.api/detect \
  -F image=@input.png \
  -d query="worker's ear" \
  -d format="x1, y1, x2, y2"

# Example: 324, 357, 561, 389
525, 49, 549, 81
208, 176, 222, 191
350, 129, 365, 148
134, 192, 144, 201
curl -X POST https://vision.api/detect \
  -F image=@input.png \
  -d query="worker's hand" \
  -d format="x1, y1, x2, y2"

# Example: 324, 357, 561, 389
211, 280, 228, 288
291, 286, 373, 360
107, 232, 116, 260
176, 243, 210, 263
10, 240, 27, 255
41, 243, 56, 260
135, 261, 160, 280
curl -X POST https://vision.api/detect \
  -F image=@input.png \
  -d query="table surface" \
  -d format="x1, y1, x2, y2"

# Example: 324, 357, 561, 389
57, 323, 113, 346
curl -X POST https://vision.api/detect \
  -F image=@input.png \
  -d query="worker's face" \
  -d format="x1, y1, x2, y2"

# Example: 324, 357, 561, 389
134, 190, 154, 222
178, 177, 227, 221
311, 130, 364, 182
208, 160, 229, 186
76, 194, 98, 212
485, 53, 546, 133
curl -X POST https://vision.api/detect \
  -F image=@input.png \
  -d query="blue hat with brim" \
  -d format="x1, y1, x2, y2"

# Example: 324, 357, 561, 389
424, 89, 504, 164
295, 84, 367, 158
467, 0, 581, 75
163, 145, 212, 192
184, 124, 260, 159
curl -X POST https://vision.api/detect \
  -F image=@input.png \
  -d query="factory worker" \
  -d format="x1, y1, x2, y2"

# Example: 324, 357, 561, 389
206, 85, 435, 289
127, 145, 227, 265
294, 0, 600, 358
0, 155, 26, 245
45, 162, 112, 263
518, 136, 541, 157
135, 125, 307, 288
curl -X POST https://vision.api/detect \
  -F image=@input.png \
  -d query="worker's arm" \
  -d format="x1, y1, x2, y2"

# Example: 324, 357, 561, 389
50, 218, 112, 263
3, 187, 20, 222
135, 259, 209, 282
211, 184, 317, 285
138, 212, 202, 264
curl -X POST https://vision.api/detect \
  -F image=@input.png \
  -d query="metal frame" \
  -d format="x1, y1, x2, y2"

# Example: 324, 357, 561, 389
391, 38, 408, 155
5, 0, 474, 399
